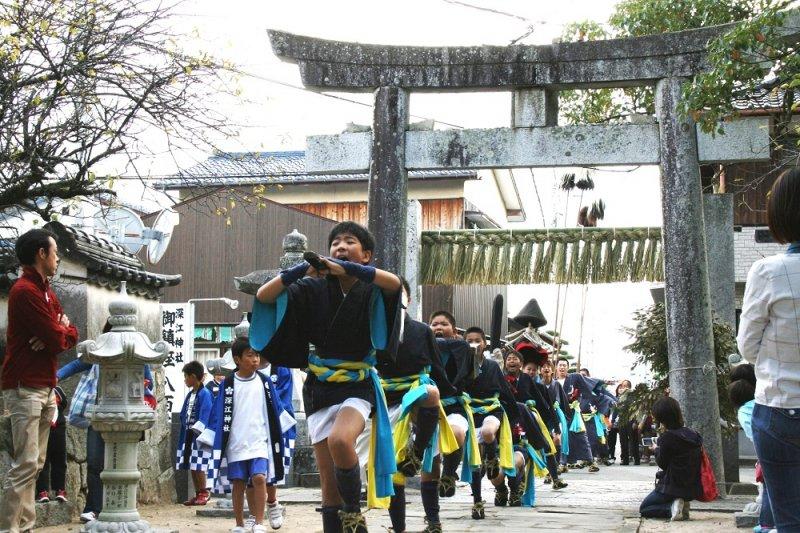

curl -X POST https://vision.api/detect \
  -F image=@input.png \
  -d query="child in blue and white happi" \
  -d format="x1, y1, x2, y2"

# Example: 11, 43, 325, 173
175, 361, 214, 506
197, 338, 296, 533
256, 352, 296, 529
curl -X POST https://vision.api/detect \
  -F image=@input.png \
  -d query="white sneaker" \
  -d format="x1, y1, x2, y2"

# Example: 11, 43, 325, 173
670, 498, 687, 521
252, 525, 268, 533
267, 501, 284, 529
79, 511, 97, 523
244, 516, 256, 529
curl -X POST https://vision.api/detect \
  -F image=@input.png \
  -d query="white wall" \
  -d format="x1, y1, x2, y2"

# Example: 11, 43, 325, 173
462, 170, 510, 226
734, 226, 786, 283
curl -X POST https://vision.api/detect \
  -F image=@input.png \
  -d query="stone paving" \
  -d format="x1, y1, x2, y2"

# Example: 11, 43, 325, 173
40, 463, 754, 532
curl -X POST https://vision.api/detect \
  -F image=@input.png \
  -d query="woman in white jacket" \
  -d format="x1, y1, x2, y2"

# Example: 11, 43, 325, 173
737, 166, 800, 532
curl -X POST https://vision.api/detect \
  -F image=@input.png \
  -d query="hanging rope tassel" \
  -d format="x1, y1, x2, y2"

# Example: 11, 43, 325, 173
419, 227, 663, 285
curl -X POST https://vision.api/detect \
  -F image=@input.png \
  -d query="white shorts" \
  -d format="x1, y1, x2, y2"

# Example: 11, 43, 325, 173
476, 415, 501, 444
446, 413, 469, 435
355, 404, 403, 479
307, 398, 372, 445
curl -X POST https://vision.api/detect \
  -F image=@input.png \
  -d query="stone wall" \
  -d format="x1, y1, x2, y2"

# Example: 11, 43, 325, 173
0, 277, 175, 521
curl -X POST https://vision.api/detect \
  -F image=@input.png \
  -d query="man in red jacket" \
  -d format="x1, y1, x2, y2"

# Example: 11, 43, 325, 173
1, 228, 78, 533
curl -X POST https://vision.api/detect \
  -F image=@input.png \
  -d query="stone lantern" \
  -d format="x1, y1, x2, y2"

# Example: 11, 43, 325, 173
205, 312, 250, 377
77, 281, 168, 532
230, 228, 317, 487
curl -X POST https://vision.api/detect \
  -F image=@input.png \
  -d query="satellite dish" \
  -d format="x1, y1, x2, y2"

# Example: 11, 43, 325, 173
146, 209, 178, 264
94, 207, 146, 254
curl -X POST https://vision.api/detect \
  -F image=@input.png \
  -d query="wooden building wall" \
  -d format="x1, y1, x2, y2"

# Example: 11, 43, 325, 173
287, 198, 465, 230
160, 187, 491, 330
145, 192, 336, 324
726, 161, 779, 226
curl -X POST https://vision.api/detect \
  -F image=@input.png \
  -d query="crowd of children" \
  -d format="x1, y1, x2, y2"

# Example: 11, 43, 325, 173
30, 219, 655, 532
174, 220, 697, 533
244, 220, 631, 532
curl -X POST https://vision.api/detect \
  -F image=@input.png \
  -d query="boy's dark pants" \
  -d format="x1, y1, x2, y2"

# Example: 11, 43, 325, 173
36, 423, 66, 494
84, 426, 105, 513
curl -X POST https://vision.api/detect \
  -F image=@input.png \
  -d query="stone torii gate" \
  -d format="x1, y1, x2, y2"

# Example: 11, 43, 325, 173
267, 14, 798, 488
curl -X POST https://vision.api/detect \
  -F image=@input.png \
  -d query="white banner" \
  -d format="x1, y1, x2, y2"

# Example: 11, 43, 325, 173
160, 303, 194, 413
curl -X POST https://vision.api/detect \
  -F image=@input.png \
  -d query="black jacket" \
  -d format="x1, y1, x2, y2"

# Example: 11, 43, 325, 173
259, 276, 401, 416
655, 427, 704, 500
505, 372, 559, 434
377, 316, 457, 406
464, 358, 520, 426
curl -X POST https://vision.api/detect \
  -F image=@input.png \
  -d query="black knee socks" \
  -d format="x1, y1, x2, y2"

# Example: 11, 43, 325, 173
388, 484, 406, 532
334, 465, 362, 513
470, 469, 482, 503
420, 480, 440, 524
442, 448, 463, 478
321, 505, 342, 533
414, 407, 440, 456
546, 454, 560, 480
508, 463, 525, 493
483, 442, 498, 460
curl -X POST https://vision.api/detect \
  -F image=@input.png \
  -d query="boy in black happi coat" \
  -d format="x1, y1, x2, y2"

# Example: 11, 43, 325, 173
251, 221, 402, 533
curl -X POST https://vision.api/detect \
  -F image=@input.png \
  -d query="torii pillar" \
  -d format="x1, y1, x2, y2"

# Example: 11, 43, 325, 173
656, 77, 725, 488
368, 87, 409, 273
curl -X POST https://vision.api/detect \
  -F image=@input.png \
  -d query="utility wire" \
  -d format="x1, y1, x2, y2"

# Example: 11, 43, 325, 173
229, 66, 466, 129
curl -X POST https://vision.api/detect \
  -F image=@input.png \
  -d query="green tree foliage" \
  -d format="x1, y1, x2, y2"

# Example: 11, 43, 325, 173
0, 0, 235, 218
558, 21, 636, 126
681, 2, 798, 145
617, 303, 738, 430
560, 0, 797, 146
609, 0, 756, 36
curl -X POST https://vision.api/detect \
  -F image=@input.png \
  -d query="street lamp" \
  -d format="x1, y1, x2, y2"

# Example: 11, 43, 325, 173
188, 297, 239, 310
186, 297, 241, 359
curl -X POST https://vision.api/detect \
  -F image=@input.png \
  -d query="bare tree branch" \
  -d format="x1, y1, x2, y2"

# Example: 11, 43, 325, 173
0, 0, 237, 217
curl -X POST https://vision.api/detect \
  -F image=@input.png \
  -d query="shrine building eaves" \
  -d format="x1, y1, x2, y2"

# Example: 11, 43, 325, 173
156, 150, 479, 190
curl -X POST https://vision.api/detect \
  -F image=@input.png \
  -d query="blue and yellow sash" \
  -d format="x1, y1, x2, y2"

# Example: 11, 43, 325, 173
568, 400, 586, 433
379, 367, 458, 490
582, 411, 607, 444
308, 354, 395, 509
553, 401, 570, 456
524, 400, 557, 455
469, 394, 515, 477
520, 437, 549, 507
441, 394, 481, 482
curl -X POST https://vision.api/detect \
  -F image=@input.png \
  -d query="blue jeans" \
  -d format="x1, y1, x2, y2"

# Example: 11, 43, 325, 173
760, 484, 774, 529
639, 489, 675, 519
752, 403, 800, 531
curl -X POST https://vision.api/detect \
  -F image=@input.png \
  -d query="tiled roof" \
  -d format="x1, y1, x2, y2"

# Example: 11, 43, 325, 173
155, 150, 479, 190
732, 88, 798, 111
46, 221, 181, 299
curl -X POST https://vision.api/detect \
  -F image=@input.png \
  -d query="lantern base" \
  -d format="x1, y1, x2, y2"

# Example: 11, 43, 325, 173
81, 519, 165, 532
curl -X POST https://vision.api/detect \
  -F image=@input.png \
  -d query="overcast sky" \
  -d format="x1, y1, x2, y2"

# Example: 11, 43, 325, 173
138, 0, 663, 382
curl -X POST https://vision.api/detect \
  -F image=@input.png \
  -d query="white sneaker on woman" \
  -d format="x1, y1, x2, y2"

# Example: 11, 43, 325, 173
670, 498, 687, 521
267, 501, 284, 529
